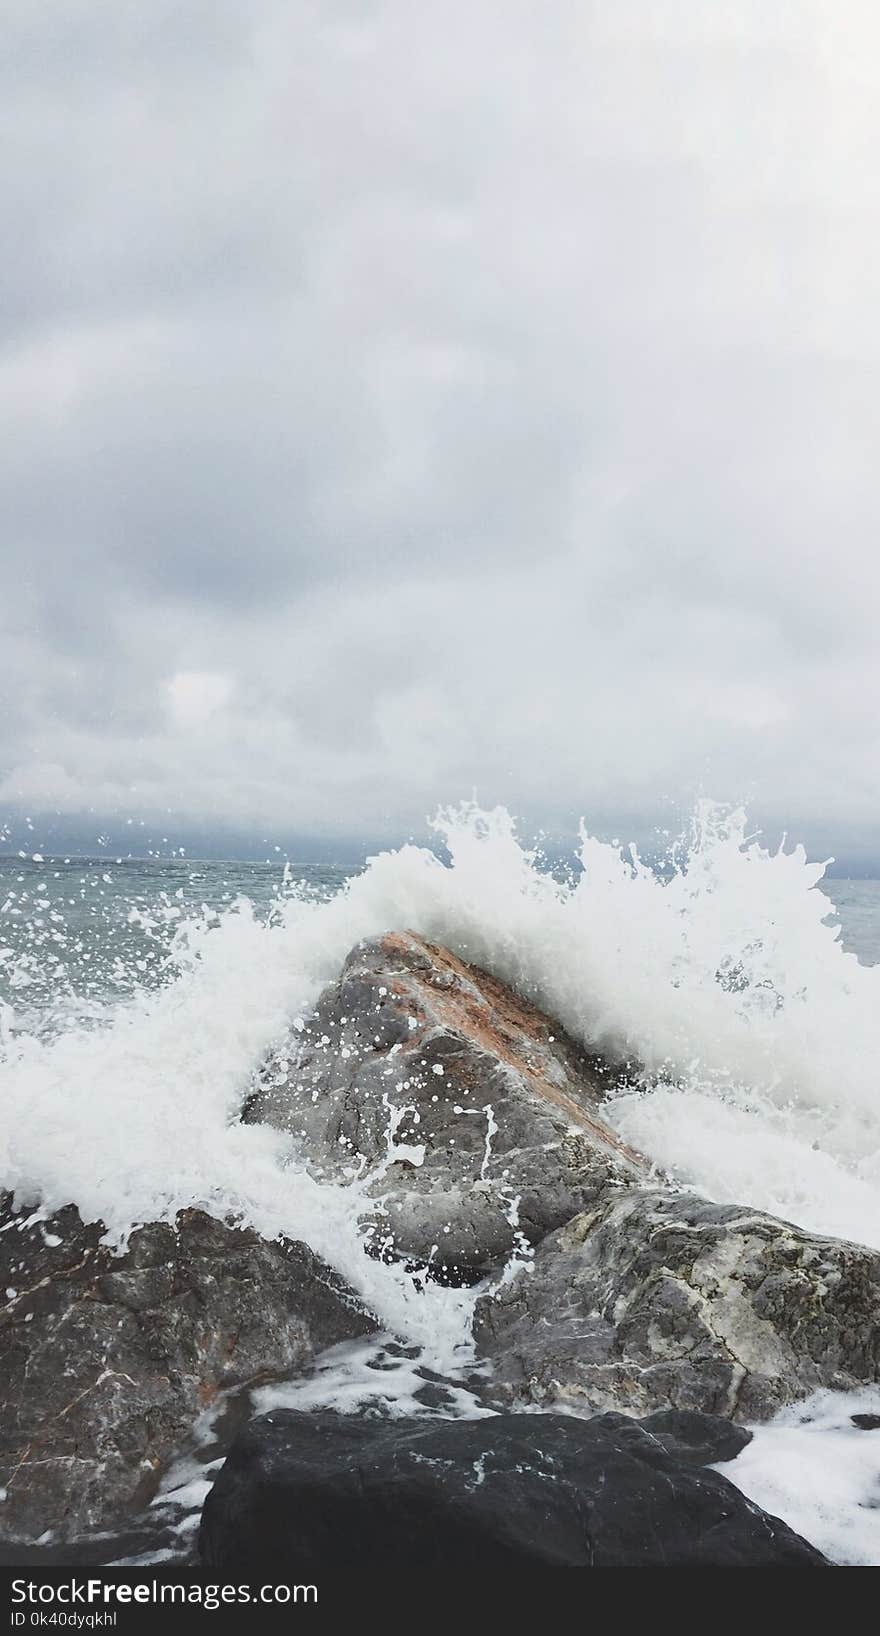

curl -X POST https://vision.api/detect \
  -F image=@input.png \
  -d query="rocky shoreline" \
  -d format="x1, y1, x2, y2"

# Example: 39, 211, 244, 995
2, 930, 879, 1566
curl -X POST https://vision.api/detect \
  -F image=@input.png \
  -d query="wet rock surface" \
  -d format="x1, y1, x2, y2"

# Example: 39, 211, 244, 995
199, 1406, 826, 1570
245, 931, 645, 1279
474, 1188, 880, 1421
5, 935, 877, 1565
0, 1196, 376, 1543
637, 1408, 753, 1465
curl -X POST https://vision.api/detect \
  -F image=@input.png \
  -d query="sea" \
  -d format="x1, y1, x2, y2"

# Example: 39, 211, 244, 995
1, 802, 878, 1566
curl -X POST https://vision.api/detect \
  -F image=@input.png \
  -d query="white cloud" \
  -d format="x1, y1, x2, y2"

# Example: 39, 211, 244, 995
1, 2, 878, 848
0, 761, 85, 808
164, 671, 234, 730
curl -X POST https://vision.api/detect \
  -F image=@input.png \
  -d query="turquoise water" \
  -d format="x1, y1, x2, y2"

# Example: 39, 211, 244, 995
819, 877, 880, 966
0, 855, 350, 1036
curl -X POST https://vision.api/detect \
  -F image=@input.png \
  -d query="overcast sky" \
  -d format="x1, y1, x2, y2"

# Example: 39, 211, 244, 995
2, 2, 879, 856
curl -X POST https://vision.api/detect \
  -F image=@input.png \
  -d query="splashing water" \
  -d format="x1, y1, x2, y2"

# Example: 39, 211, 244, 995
0, 801, 878, 1357
1, 801, 876, 1557
2, 801, 880, 1564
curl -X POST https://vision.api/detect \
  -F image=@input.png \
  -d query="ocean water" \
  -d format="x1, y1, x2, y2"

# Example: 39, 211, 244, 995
1, 803, 879, 1565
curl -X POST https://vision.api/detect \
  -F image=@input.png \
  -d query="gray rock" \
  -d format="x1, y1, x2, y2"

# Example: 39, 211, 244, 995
0, 1196, 376, 1543
474, 1188, 880, 1421
245, 931, 645, 1279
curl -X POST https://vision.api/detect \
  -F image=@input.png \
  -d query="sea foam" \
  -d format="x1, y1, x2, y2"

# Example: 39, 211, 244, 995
1, 801, 878, 1292
2, 800, 879, 1562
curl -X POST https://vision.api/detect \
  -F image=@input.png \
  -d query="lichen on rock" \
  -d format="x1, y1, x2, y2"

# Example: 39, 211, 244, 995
474, 1188, 880, 1421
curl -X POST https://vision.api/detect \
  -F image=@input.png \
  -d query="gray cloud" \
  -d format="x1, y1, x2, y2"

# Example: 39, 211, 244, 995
2, 2, 879, 850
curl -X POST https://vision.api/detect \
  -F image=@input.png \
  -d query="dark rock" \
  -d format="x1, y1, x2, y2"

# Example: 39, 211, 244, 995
199, 1407, 826, 1569
245, 931, 645, 1279
0, 1195, 376, 1543
851, 1413, 880, 1430
474, 1189, 880, 1422
638, 1409, 752, 1465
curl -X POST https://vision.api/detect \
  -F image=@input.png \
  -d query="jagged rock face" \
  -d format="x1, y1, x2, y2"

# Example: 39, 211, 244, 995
245, 931, 645, 1280
0, 1198, 376, 1543
474, 1189, 880, 1422
199, 1407, 826, 1570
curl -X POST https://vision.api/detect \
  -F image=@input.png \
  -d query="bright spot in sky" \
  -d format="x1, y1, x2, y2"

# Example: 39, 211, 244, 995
164, 670, 233, 730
